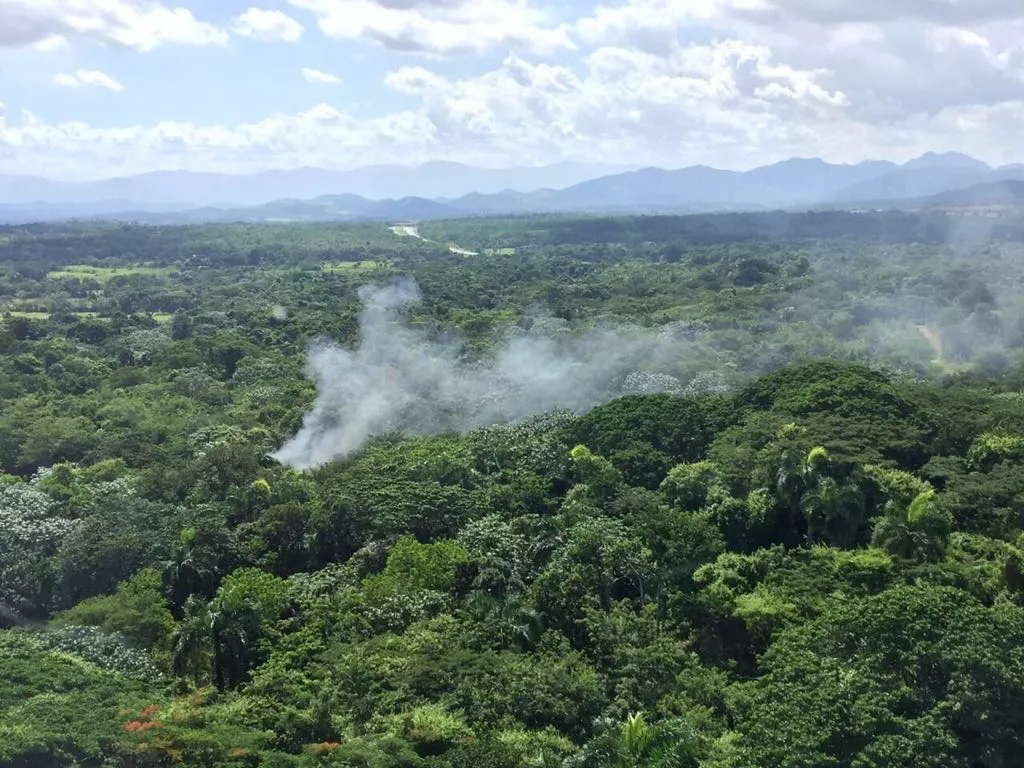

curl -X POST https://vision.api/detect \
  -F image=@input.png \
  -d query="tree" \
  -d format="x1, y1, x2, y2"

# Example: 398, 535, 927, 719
161, 527, 217, 616
209, 599, 259, 691
170, 309, 193, 341
170, 580, 267, 692
171, 596, 213, 688
0, 480, 76, 618
570, 445, 624, 502
799, 475, 864, 548
775, 447, 865, 548
714, 586, 1024, 767
571, 713, 700, 768
533, 518, 653, 645
967, 432, 1024, 471
54, 487, 184, 609
54, 568, 175, 650
205, 333, 252, 380
660, 461, 722, 511
871, 489, 952, 563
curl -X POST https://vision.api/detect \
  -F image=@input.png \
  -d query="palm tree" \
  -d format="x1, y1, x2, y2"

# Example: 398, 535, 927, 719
570, 713, 699, 768
466, 558, 543, 651
171, 596, 212, 689
171, 595, 258, 691
209, 602, 257, 691
800, 475, 865, 547
162, 529, 215, 616
775, 447, 829, 545
871, 489, 951, 563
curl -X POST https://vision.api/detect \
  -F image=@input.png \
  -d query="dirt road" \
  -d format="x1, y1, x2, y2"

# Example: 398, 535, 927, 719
389, 225, 426, 240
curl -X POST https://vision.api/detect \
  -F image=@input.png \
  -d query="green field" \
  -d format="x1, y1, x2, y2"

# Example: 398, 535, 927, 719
484, 247, 517, 256
4, 310, 99, 319
4, 311, 52, 319
321, 260, 388, 272
47, 265, 173, 282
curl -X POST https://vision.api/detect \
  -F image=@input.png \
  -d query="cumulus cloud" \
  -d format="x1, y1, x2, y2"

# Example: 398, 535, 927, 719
274, 278, 708, 469
383, 45, 849, 165
286, 0, 574, 55
0, 103, 437, 179
233, 7, 304, 42
301, 67, 342, 84
577, 0, 759, 50
0, 0, 227, 50
3, 0, 1024, 178
52, 69, 124, 91
576, 0, 1024, 122
2, 37, 1022, 180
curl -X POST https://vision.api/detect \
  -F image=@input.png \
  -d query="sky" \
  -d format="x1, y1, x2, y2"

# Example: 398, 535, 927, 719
0, 0, 1023, 179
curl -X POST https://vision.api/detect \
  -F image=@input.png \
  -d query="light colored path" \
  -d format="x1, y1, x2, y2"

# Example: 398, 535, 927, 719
390, 223, 478, 256
916, 324, 943, 363
389, 225, 425, 240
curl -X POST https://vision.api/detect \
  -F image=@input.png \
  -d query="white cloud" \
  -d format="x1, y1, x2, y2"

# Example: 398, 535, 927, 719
378, 45, 855, 167
0, 0, 228, 50
575, 0, 1024, 121
51, 68, 125, 91
739, 0, 1024, 26
2, 0, 1024, 177
233, 7, 304, 43
578, 0, 761, 49
302, 67, 342, 84
0, 103, 439, 179
33, 34, 69, 52
287, 0, 574, 56
1, 36, 1022, 180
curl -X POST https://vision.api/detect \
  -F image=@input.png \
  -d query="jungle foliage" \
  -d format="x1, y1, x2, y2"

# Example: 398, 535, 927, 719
3, 213, 1024, 766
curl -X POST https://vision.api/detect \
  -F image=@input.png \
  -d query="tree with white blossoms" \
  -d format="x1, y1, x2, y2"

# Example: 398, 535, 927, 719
118, 328, 172, 366
622, 371, 684, 396
0, 480, 79, 619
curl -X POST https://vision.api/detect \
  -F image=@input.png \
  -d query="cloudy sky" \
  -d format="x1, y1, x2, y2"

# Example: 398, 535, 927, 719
1, 0, 1023, 178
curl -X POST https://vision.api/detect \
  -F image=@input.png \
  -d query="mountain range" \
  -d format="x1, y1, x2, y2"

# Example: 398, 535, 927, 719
0, 161, 634, 208
1, 152, 1023, 225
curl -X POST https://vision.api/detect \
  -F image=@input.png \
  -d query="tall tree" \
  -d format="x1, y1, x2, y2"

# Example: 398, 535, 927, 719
871, 489, 952, 563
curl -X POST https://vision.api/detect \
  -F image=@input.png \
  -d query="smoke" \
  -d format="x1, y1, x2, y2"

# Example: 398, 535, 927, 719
274, 277, 714, 469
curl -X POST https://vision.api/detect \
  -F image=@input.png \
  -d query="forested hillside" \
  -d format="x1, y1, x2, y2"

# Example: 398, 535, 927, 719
3, 215, 1024, 766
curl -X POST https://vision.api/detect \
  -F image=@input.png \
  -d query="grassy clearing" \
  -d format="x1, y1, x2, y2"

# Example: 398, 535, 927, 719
321, 261, 388, 272
47, 265, 173, 282
4, 311, 99, 320
484, 247, 517, 256
152, 313, 174, 323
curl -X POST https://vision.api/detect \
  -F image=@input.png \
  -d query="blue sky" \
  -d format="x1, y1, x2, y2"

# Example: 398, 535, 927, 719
1, 0, 1023, 179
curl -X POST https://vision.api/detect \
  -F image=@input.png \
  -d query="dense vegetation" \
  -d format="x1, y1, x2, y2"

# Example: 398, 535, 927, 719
4, 213, 1024, 766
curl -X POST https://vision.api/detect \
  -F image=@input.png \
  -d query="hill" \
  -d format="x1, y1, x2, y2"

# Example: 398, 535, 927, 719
4, 153, 1024, 224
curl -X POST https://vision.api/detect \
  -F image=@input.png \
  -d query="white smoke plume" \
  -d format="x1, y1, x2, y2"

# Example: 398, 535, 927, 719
274, 278, 715, 469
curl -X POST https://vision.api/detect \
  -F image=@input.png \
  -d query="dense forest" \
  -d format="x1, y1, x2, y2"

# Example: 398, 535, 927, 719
4, 212, 1024, 766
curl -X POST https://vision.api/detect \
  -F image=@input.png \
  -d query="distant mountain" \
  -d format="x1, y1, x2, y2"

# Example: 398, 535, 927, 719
0, 161, 635, 208
2, 152, 1023, 225
0, 199, 199, 225
924, 180, 1024, 207
900, 151, 991, 173
549, 158, 899, 211
829, 167, 997, 203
